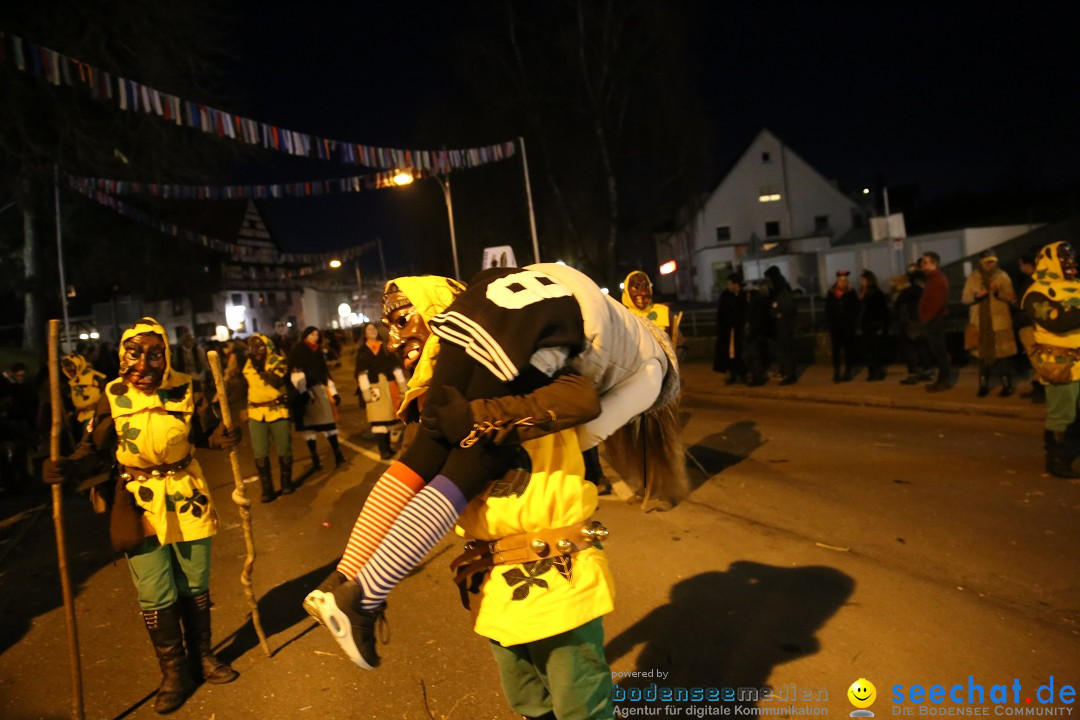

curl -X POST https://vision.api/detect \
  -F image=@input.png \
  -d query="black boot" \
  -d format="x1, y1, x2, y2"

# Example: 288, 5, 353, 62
180, 592, 239, 685
328, 434, 346, 467
143, 603, 193, 714
1044, 430, 1080, 479
255, 458, 276, 503
999, 375, 1013, 398
976, 370, 990, 398
376, 434, 394, 460
307, 439, 322, 471
279, 456, 295, 495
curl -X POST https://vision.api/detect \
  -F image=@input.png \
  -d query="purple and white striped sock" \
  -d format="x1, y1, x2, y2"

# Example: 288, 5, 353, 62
357, 475, 467, 611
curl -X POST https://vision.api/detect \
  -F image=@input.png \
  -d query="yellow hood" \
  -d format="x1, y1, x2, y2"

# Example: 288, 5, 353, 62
385, 276, 466, 325
118, 317, 182, 388
621, 270, 653, 313
62, 353, 88, 380
385, 276, 466, 419
1023, 242, 1079, 308
249, 333, 280, 357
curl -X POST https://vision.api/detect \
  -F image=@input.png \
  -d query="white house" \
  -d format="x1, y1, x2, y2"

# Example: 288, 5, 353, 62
657, 128, 867, 301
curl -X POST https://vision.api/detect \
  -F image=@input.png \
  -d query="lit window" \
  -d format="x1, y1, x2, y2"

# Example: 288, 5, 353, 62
758, 193, 782, 203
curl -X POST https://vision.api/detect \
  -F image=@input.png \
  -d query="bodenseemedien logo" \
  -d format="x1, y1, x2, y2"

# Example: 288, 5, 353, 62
849, 678, 877, 717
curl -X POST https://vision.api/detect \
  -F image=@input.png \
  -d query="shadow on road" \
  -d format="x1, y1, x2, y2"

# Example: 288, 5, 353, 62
606, 561, 853, 709
685, 421, 765, 490
215, 557, 340, 663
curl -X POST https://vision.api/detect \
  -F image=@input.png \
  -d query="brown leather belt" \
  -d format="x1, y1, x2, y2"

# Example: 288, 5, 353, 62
119, 454, 194, 482
248, 396, 286, 408
450, 520, 610, 609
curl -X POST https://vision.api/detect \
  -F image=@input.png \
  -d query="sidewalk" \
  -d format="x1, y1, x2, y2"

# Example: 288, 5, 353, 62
681, 360, 1046, 421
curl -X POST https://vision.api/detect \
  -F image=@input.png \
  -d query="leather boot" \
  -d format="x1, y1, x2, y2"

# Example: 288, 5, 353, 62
328, 434, 346, 467
1044, 430, 1080, 479
376, 434, 393, 460
143, 603, 193, 714
279, 456, 295, 495
307, 439, 322, 471
255, 458, 276, 503
976, 370, 990, 398
180, 592, 239, 685
999, 375, 1013, 397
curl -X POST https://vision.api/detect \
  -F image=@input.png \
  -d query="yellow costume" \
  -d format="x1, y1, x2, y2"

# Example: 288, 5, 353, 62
242, 333, 289, 422
106, 319, 218, 546
63, 353, 105, 426
622, 270, 670, 331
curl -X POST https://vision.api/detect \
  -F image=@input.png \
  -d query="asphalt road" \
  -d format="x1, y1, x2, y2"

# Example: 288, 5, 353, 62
1, 359, 1077, 719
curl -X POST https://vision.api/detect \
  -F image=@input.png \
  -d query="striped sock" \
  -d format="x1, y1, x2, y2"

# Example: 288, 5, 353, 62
357, 475, 466, 611
336, 463, 426, 581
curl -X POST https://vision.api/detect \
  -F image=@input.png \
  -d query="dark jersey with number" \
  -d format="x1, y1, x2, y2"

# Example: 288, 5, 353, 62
428, 267, 586, 384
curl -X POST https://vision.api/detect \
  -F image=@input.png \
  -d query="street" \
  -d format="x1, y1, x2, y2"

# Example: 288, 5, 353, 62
1, 359, 1077, 719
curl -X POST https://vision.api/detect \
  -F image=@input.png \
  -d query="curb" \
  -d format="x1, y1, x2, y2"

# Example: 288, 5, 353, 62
687, 385, 1045, 421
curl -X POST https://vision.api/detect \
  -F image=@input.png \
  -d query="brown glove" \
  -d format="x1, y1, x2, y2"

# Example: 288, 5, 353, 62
209, 423, 241, 450
42, 458, 72, 485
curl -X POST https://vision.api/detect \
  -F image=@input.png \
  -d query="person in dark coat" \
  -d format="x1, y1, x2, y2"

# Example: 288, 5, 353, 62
287, 327, 345, 470
714, 273, 748, 384
859, 270, 891, 381
743, 281, 772, 386
824, 270, 859, 382
895, 268, 934, 384
764, 266, 797, 385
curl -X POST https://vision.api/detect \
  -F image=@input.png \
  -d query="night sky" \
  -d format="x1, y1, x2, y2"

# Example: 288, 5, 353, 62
221, 2, 1080, 260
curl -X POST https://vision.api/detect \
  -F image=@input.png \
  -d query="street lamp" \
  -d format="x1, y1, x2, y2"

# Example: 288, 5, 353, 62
393, 168, 461, 281
329, 259, 342, 269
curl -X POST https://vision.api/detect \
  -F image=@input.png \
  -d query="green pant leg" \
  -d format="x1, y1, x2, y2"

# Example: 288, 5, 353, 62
270, 418, 292, 458
1045, 381, 1080, 432
126, 538, 179, 611
490, 639, 553, 718
169, 538, 212, 598
249, 418, 271, 459
496, 618, 614, 720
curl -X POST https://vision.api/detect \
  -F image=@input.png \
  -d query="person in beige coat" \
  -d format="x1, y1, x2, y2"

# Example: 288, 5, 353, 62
962, 250, 1017, 396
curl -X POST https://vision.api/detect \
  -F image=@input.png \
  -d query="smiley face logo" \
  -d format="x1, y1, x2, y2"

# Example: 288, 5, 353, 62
848, 678, 877, 709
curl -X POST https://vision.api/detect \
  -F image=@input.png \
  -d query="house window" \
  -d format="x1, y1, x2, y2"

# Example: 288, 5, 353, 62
762, 151, 771, 163
758, 186, 781, 202
765, 221, 781, 238
248, 293, 255, 307
258, 293, 266, 306
252, 318, 259, 333
814, 215, 830, 234
716, 226, 731, 242
231, 293, 243, 307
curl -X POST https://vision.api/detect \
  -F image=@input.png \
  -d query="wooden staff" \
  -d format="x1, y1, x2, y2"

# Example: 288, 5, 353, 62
206, 350, 271, 656
48, 319, 84, 719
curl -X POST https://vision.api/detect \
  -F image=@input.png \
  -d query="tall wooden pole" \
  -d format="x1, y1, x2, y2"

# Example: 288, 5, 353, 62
206, 350, 271, 656
48, 319, 84, 719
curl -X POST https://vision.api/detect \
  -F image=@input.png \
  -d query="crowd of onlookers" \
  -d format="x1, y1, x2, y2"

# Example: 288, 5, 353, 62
713, 249, 1045, 399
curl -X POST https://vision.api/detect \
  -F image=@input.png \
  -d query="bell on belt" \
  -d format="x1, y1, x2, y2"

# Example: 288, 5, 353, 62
530, 538, 549, 556
580, 521, 610, 541
556, 539, 574, 553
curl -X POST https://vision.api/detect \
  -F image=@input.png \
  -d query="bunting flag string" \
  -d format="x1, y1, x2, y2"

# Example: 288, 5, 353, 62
1, 31, 517, 171
68, 166, 431, 200
67, 179, 374, 275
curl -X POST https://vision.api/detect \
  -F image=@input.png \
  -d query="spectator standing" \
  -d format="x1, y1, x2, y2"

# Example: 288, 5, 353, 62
764, 266, 797, 385
824, 270, 858, 382
744, 281, 772, 386
962, 251, 1017, 397
896, 268, 934, 384
919, 252, 952, 391
859, 270, 890, 381
354, 323, 407, 460
288, 326, 345, 470
714, 272, 748, 384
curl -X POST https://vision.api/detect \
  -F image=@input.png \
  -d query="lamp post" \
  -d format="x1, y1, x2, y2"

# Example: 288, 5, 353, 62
391, 170, 461, 281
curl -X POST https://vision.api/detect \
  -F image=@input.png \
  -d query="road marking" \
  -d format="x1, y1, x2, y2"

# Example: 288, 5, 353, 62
338, 437, 383, 463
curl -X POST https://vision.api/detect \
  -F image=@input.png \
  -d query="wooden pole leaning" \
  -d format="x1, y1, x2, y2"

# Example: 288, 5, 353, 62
48, 319, 85, 720
206, 350, 271, 657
